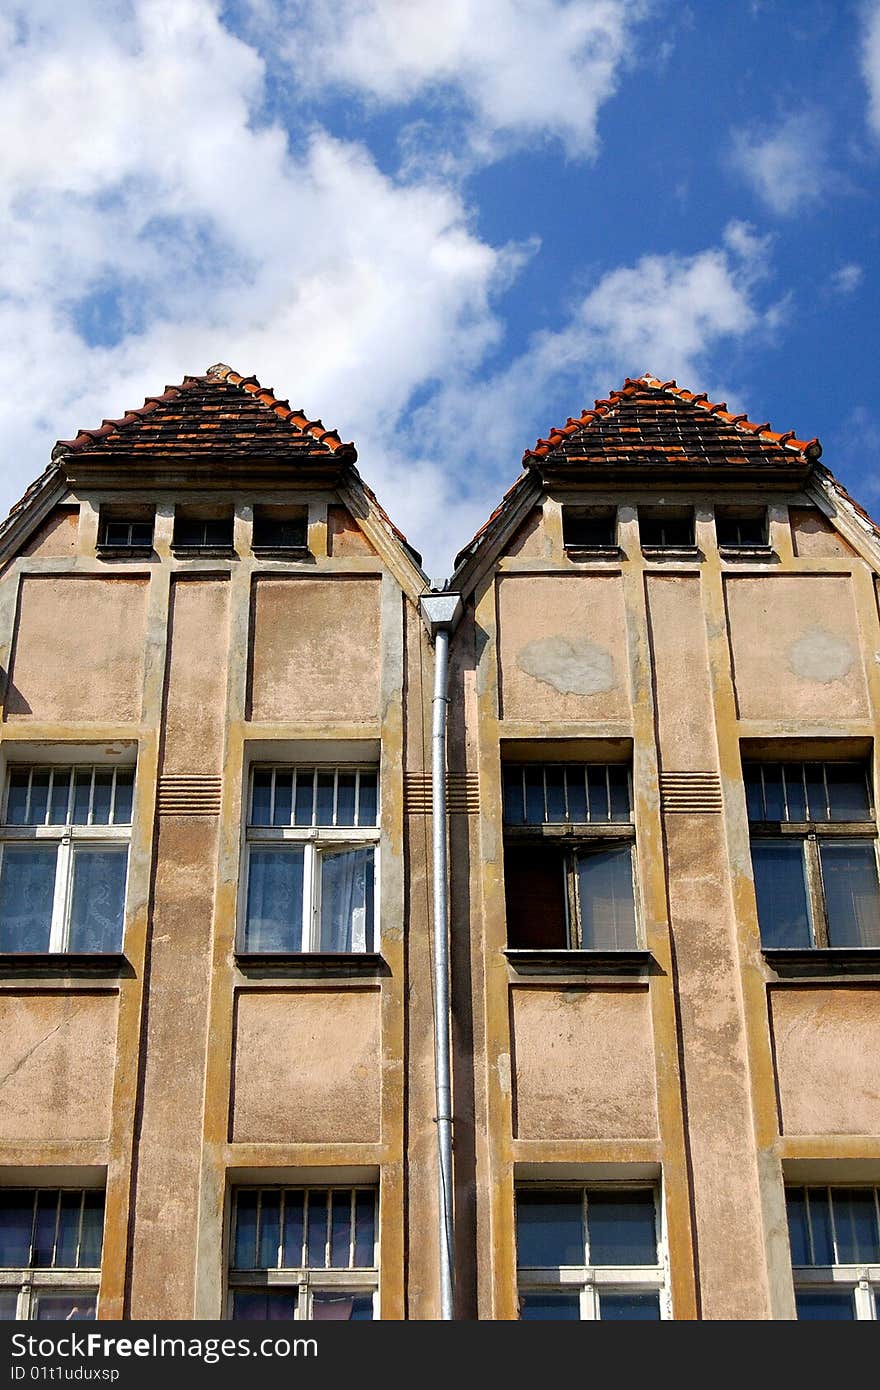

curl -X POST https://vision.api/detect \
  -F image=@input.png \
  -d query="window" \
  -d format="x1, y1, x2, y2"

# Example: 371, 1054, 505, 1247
229, 1187, 377, 1320
562, 507, 617, 551
0, 1189, 104, 1321
516, 1187, 666, 1320
745, 761, 880, 949
172, 514, 234, 550
787, 1186, 880, 1319
638, 508, 695, 549
98, 517, 154, 550
715, 508, 768, 548
240, 766, 379, 954
502, 763, 637, 950
0, 765, 133, 954
252, 507, 308, 551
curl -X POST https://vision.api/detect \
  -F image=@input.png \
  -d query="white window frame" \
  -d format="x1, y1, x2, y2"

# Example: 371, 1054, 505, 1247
0, 1188, 104, 1321
788, 1184, 880, 1320
515, 1184, 669, 1320
240, 766, 380, 955
0, 765, 133, 954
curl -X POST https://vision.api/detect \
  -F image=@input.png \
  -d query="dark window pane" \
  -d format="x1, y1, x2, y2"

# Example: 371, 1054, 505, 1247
588, 1191, 657, 1265
282, 1191, 304, 1269
272, 771, 293, 827
336, 773, 357, 827
831, 1189, 880, 1264
717, 513, 766, 546
28, 770, 50, 826
516, 1191, 583, 1268
250, 770, 272, 826
519, 1293, 580, 1320
782, 765, 807, 823
502, 767, 525, 825
825, 765, 871, 822
358, 772, 378, 827
33, 1292, 96, 1321
55, 1192, 82, 1268
295, 771, 315, 826
807, 1189, 834, 1266
204, 519, 233, 547
576, 846, 637, 950
233, 1190, 258, 1269
608, 765, 630, 821
32, 1191, 58, 1267
243, 848, 304, 953
113, 769, 134, 825
68, 848, 127, 952
78, 1193, 104, 1268
232, 1290, 295, 1320
258, 1191, 281, 1270
103, 522, 130, 546
786, 1188, 810, 1266
331, 1192, 352, 1269
504, 844, 567, 949
805, 764, 828, 822
253, 514, 307, 548
319, 847, 374, 952
5, 771, 30, 824
315, 772, 334, 826
311, 1292, 374, 1320
587, 766, 609, 823
744, 766, 764, 822
0, 1190, 34, 1265
640, 513, 693, 547
762, 765, 785, 822
307, 1193, 328, 1269
751, 840, 812, 948
130, 521, 154, 546
73, 770, 92, 824
91, 771, 113, 826
0, 846, 56, 952
599, 1291, 661, 1320
819, 841, 880, 947
563, 509, 615, 548
545, 766, 566, 823
354, 1191, 375, 1268
524, 767, 545, 824
565, 767, 587, 824
0, 1292, 17, 1320
795, 1289, 855, 1320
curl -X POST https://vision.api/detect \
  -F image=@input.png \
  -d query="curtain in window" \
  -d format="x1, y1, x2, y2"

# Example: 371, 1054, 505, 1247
319, 848, 374, 951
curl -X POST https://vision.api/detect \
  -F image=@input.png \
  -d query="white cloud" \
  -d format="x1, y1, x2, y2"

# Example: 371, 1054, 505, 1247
863, 0, 880, 137
829, 263, 864, 295
730, 111, 828, 216
264, 0, 645, 161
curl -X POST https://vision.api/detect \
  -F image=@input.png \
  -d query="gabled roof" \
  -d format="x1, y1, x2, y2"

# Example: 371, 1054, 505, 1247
52, 362, 357, 464
524, 373, 821, 470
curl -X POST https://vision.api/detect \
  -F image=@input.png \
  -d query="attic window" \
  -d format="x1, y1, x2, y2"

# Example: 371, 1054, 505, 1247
562, 507, 617, 551
252, 506, 308, 553
638, 508, 695, 550
716, 508, 768, 549
172, 509, 234, 553
97, 506, 154, 554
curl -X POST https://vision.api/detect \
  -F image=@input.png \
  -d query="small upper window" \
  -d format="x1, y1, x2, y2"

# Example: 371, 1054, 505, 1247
562, 508, 617, 551
252, 507, 308, 552
172, 514, 234, 551
98, 517, 154, 551
716, 509, 768, 548
638, 509, 695, 549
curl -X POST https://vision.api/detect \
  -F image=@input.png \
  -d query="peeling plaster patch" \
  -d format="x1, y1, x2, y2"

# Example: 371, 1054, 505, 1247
517, 635, 615, 695
788, 628, 854, 684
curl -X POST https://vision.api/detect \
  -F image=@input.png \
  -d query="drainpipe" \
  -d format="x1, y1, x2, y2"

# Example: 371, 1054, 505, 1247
420, 586, 464, 1321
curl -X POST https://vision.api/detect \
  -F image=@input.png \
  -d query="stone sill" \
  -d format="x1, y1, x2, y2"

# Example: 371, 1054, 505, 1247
170, 546, 237, 559
0, 953, 130, 979
719, 544, 775, 561
95, 545, 154, 559
235, 951, 389, 979
504, 948, 655, 977
640, 546, 702, 561
764, 947, 880, 977
250, 546, 311, 560
563, 545, 623, 560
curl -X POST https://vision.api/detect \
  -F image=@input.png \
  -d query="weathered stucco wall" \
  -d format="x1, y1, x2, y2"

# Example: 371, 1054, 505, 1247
249, 576, 381, 722
647, 574, 716, 766
789, 507, 855, 558
22, 506, 79, 558
725, 574, 868, 721
511, 987, 658, 1140
231, 989, 382, 1143
771, 987, 880, 1135
6, 576, 148, 722
327, 505, 378, 556
163, 578, 230, 772
497, 573, 629, 722
0, 991, 118, 1141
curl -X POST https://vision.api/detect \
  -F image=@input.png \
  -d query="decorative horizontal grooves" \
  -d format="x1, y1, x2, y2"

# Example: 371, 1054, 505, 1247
660, 771, 722, 815
405, 772, 479, 816
157, 774, 222, 817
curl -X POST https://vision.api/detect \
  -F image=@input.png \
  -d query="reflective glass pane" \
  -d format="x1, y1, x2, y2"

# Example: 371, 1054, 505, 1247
807, 1189, 834, 1266
307, 1193, 328, 1269
294, 771, 315, 826
0, 1190, 34, 1265
762, 766, 785, 821
831, 1189, 880, 1264
782, 766, 807, 823
258, 1191, 281, 1270
33, 1292, 96, 1321
319, 848, 373, 952
68, 849, 127, 952
331, 1192, 352, 1269
599, 1292, 661, 1320
795, 1290, 854, 1320
608, 766, 630, 821
336, 773, 357, 827
358, 772, 378, 827
312, 1292, 374, 1321
55, 1192, 82, 1268
0, 846, 56, 952
78, 1193, 103, 1268
503, 766, 525, 825
545, 767, 566, 823
519, 1293, 580, 1320
233, 1190, 258, 1269
744, 766, 764, 822
113, 769, 134, 825
50, 770, 73, 825
825, 765, 871, 822
587, 767, 609, 823
524, 767, 544, 824
130, 521, 153, 546
565, 768, 587, 824
73, 770, 92, 824
751, 840, 811, 948
354, 1191, 375, 1267
0, 1292, 18, 1320
5, 771, 30, 824
786, 1189, 810, 1266
516, 1191, 583, 1268
282, 1191, 304, 1268
91, 771, 113, 826
819, 841, 880, 947
316, 772, 334, 826
32, 1191, 58, 1267
250, 770, 272, 826
576, 846, 636, 950
272, 771, 293, 828
232, 1290, 295, 1320
805, 764, 828, 822
243, 848, 304, 953
28, 770, 50, 826
588, 1191, 657, 1266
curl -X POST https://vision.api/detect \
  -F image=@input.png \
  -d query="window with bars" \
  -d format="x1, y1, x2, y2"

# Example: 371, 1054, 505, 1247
638, 508, 695, 550
516, 1187, 666, 1320
786, 1186, 880, 1320
745, 761, 880, 949
502, 763, 638, 950
240, 766, 379, 954
228, 1187, 377, 1320
0, 1189, 104, 1321
0, 765, 134, 954
172, 514, 234, 551
715, 508, 768, 549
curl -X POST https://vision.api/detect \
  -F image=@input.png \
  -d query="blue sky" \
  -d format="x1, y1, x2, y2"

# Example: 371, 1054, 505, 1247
1, 0, 879, 574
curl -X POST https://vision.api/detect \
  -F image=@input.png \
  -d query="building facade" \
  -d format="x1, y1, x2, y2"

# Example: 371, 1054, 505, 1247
0, 367, 879, 1320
